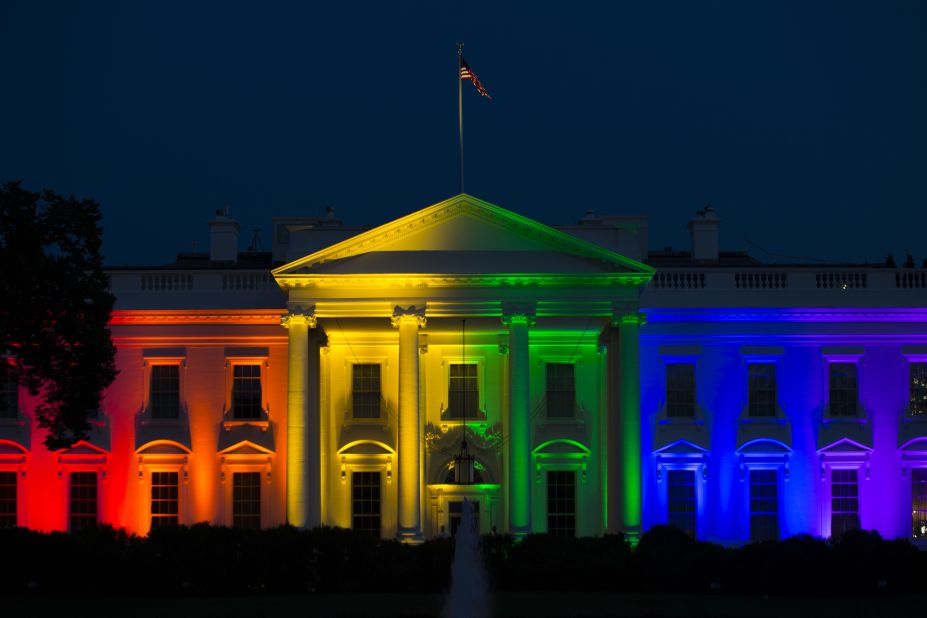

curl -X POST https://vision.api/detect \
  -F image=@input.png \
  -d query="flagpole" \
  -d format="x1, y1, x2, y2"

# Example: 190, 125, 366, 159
457, 43, 464, 194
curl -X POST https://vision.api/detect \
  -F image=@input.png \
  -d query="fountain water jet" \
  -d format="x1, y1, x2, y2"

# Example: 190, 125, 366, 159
443, 499, 489, 618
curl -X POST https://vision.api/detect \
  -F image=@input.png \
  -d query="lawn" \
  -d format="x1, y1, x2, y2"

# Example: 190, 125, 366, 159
9, 592, 925, 618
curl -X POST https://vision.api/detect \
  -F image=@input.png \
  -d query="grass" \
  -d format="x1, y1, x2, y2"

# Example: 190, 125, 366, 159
8, 591, 926, 618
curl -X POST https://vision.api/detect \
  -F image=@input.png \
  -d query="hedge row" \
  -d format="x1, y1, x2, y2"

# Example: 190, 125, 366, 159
2, 524, 925, 596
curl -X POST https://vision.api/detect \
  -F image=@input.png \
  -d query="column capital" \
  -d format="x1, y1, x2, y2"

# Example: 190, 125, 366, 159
391, 305, 427, 329
501, 302, 537, 327
281, 306, 317, 329
612, 312, 646, 328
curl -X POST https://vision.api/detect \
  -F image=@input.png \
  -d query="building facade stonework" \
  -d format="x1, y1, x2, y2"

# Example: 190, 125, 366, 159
2, 194, 926, 544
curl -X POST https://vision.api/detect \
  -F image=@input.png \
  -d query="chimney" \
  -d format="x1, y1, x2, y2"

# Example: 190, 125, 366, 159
688, 206, 719, 262
208, 209, 240, 262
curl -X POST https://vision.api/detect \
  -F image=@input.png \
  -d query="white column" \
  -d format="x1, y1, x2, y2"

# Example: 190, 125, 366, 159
392, 306, 426, 542
281, 308, 316, 528
503, 306, 535, 536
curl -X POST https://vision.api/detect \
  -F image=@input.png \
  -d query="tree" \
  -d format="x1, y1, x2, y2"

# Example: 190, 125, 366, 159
0, 181, 117, 449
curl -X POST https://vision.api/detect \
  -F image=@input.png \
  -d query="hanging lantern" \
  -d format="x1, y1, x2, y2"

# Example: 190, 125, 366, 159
454, 438, 476, 485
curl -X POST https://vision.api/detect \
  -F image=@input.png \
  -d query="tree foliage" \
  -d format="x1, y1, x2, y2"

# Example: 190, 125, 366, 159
0, 181, 117, 449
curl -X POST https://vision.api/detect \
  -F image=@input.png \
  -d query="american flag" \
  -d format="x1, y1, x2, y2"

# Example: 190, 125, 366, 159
460, 56, 492, 99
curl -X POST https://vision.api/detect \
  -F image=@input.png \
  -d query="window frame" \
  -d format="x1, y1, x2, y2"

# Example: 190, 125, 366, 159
544, 361, 577, 420
148, 469, 182, 530
746, 362, 779, 419
822, 350, 865, 420
0, 379, 20, 421
146, 361, 185, 421
68, 469, 100, 532
904, 354, 927, 418
746, 466, 781, 542
351, 469, 383, 538
829, 467, 861, 538
654, 446, 707, 541
0, 467, 23, 528
442, 357, 486, 421
665, 362, 697, 419
546, 469, 577, 537
224, 356, 270, 422
347, 361, 386, 424
912, 467, 927, 540
231, 470, 262, 530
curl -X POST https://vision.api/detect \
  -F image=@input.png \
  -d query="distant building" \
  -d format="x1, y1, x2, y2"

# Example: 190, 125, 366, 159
2, 194, 926, 544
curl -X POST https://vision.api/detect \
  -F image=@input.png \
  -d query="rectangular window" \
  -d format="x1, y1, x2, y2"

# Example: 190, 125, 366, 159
546, 363, 575, 418
749, 469, 778, 542
666, 364, 696, 418
232, 472, 261, 530
448, 364, 479, 418
667, 469, 697, 537
0, 380, 17, 419
829, 363, 858, 417
831, 468, 859, 537
150, 471, 179, 528
150, 364, 180, 419
69, 471, 98, 531
351, 471, 381, 537
547, 470, 576, 537
448, 500, 481, 537
0, 471, 16, 527
352, 364, 381, 419
910, 362, 927, 417
747, 363, 777, 417
232, 364, 262, 419
913, 468, 927, 539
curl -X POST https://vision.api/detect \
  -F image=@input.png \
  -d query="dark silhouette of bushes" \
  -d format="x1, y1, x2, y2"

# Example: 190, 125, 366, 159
1, 524, 925, 596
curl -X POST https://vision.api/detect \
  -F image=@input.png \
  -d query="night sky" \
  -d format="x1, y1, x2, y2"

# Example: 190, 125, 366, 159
2, 1, 925, 267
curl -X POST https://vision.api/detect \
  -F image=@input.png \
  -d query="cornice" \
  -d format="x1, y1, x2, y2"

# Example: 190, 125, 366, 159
111, 309, 284, 325
274, 273, 651, 290
644, 308, 927, 323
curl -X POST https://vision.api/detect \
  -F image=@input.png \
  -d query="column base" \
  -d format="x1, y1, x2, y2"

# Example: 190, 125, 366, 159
396, 530, 424, 545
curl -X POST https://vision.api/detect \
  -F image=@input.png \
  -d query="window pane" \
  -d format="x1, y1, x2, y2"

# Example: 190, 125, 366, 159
352, 471, 381, 537
546, 363, 575, 418
667, 470, 697, 537
232, 472, 261, 529
151, 471, 179, 528
151, 365, 180, 419
749, 469, 778, 541
352, 364, 381, 419
0, 381, 17, 419
0, 471, 16, 527
448, 364, 479, 419
748, 363, 777, 417
831, 468, 859, 537
911, 363, 927, 417
69, 471, 98, 531
232, 364, 262, 419
829, 363, 858, 417
547, 470, 576, 537
666, 364, 695, 418
913, 468, 927, 539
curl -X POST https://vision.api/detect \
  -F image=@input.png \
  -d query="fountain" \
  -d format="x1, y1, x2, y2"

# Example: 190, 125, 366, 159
443, 499, 489, 618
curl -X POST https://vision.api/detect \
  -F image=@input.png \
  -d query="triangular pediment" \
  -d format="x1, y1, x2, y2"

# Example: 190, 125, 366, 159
654, 440, 710, 455
273, 194, 654, 280
218, 440, 274, 456
818, 437, 872, 454
56, 440, 109, 456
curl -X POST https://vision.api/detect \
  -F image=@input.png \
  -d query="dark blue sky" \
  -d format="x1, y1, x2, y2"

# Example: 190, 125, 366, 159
2, 1, 925, 266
